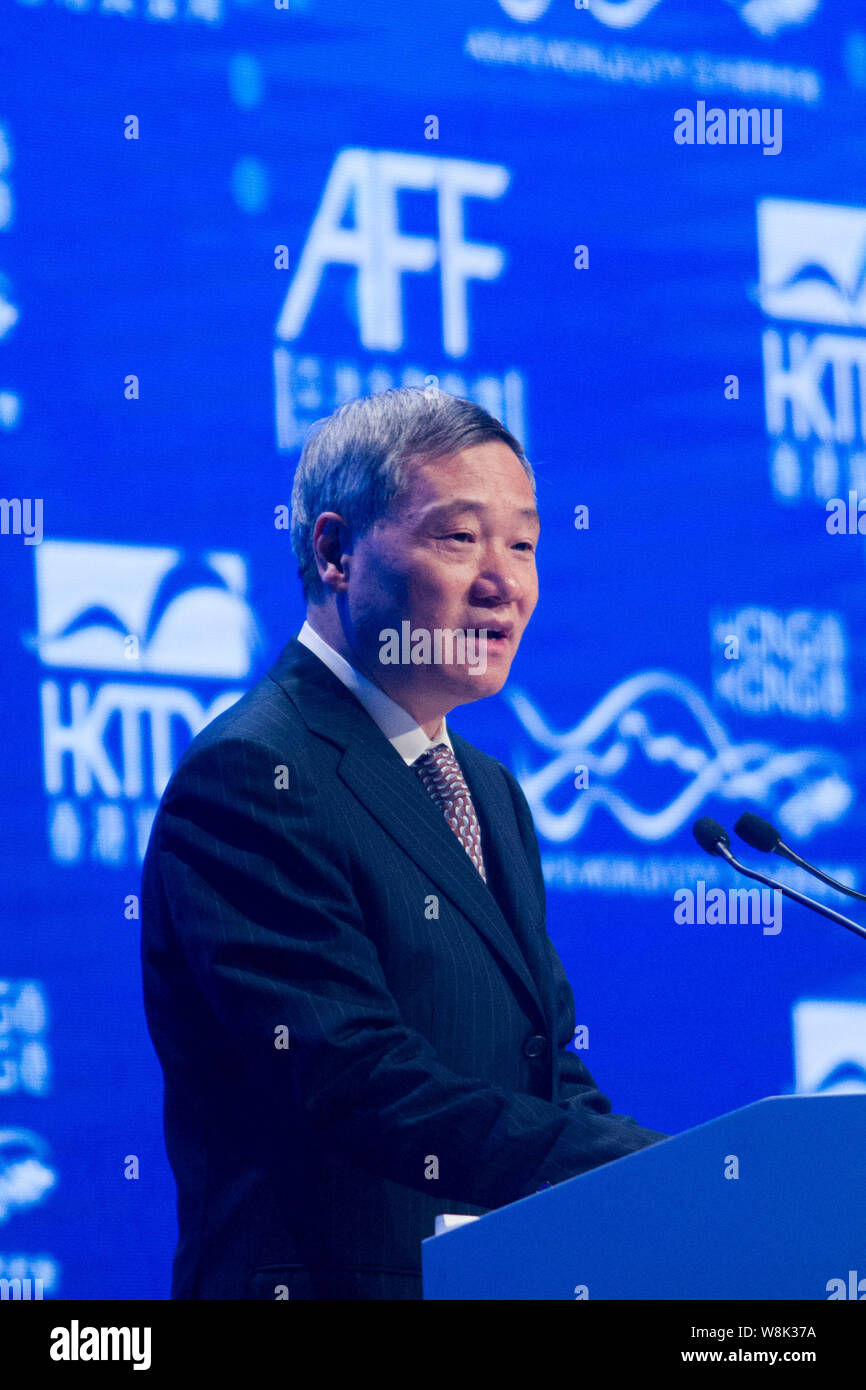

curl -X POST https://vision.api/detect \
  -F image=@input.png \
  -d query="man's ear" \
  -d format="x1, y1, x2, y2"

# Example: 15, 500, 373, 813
312, 512, 352, 593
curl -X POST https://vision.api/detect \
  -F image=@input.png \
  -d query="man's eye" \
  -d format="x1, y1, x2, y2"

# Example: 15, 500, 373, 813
444, 532, 474, 542
513, 541, 535, 551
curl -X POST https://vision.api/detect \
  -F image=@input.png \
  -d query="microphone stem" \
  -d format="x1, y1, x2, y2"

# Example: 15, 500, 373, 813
716, 844, 866, 941
773, 841, 866, 904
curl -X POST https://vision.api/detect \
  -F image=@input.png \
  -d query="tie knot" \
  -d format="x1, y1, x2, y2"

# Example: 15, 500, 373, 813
416, 742, 453, 770
415, 744, 464, 792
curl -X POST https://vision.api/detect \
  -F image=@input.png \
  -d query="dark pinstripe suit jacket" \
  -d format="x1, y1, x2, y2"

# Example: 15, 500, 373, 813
140, 637, 666, 1300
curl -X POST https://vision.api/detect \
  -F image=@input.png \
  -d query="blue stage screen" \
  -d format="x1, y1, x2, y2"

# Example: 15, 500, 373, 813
2, 0, 866, 1297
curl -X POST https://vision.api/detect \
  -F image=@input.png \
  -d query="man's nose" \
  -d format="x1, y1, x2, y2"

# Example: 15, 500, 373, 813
475, 564, 523, 600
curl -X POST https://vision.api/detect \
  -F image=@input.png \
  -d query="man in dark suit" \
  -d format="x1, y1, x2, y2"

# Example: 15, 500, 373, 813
141, 387, 667, 1301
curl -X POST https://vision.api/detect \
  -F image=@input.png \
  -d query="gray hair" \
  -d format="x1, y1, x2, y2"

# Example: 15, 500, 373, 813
290, 387, 535, 602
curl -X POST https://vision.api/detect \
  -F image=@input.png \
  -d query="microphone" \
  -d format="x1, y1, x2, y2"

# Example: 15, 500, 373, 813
734, 812, 866, 904
692, 817, 866, 941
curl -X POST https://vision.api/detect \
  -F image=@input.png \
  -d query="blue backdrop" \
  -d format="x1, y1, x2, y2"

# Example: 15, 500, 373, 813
2, 0, 866, 1298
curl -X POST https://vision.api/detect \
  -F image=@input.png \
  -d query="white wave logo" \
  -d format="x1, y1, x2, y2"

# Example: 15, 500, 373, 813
0, 273, 18, 340
0, 1130, 56, 1222
495, 0, 820, 36
757, 198, 866, 330
496, 0, 661, 24
31, 541, 259, 678
505, 670, 852, 842
793, 1001, 866, 1095
735, 0, 820, 37
585, 0, 663, 27
497, 0, 556, 19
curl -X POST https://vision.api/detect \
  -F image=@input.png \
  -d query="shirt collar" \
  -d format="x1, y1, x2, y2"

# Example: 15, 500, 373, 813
297, 620, 453, 766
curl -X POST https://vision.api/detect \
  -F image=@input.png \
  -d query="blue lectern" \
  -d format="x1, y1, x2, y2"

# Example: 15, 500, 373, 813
422, 1095, 866, 1299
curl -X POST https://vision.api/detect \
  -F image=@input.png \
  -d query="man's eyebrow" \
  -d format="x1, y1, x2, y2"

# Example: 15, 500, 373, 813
420, 499, 541, 526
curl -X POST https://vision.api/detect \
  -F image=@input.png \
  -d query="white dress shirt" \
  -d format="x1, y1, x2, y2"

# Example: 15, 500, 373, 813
297, 620, 454, 766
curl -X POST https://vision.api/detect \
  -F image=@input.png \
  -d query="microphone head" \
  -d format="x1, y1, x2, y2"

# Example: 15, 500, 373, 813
734, 812, 780, 853
692, 817, 731, 856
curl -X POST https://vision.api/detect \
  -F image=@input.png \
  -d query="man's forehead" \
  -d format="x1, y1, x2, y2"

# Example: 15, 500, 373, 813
394, 448, 537, 515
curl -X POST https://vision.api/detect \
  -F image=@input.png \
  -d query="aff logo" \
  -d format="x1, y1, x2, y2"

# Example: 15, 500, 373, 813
495, 0, 820, 37
276, 149, 510, 359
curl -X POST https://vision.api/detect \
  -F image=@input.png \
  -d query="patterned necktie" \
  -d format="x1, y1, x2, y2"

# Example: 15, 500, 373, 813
413, 743, 487, 883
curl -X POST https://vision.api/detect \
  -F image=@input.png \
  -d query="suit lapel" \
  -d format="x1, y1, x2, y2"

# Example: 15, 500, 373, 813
451, 734, 554, 1021
269, 639, 546, 1021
